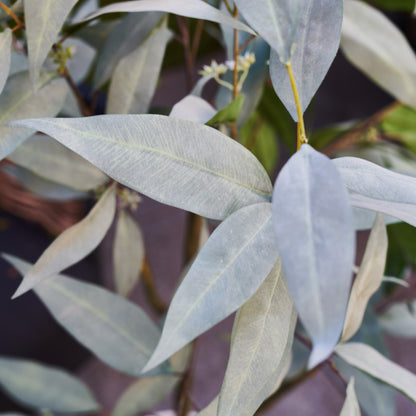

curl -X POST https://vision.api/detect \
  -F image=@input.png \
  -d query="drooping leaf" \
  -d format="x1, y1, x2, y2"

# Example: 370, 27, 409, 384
13, 184, 116, 298
82, 0, 255, 34
340, 378, 361, 416
24, 0, 78, 86
143, 202, 278, 371
379, 300, 416, 338
341, 213, 387, 342
0, 72, 67, 160
106, 19, 171, 114
336, 342, 416, 403
8, 134, 108, 191
206, 95, 245, 127
341, 0, 416, 109
113, 210, 145, 297
11, 115, 272, 220
268, 1, 343, 121
3, 254, 161, 376
93, 12, 164, 89
0, 28, 11, 95
170, 95, 216, 124
217, 261, 296, 416
111, 375, 179, 416
0, 356, 99, 413
272, 144, 355, 368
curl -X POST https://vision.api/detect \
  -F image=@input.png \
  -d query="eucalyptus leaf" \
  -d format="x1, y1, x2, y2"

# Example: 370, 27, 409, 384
336, 342, 416, 403
9, 51, 28, 76
11, 115, 272, 220
197, 398, 218, 416
113, 210, 145, 297
207, 95, 245, 127
82, 0, 255, 34
112, 375, 179, 416
93, 12, 164, 89
0, 71, 68, 160
341, 213, 387, 342
13, 184, 116, 298
269, 0, 343, 121
3, 254, 161, 377
379, 301, 416, 338
24, 0, 78, 86
340, 378, 361, 416
217, 261, 297, 416
0, 356, 99, 413
0, 28, 11, 95
8, 134, 108, 191
272, 144, 355, 368
341, 0, 416, 108
143, 202, 278, 371
106, 19, 171, 114
170, 95, 216, 124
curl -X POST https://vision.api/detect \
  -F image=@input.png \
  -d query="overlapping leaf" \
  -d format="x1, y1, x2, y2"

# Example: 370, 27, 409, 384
107, 19, 171, 115
0, 28, 11, 94
11, 115, 272, 220
170, 95, 216, 124
0, 72, 67, 160
143, 202, 278, 371
342, 0, 416, 108
217, 261, 296, 416
4, 255, 161, 376
340, 378, 361, 416
273, 144, 355, 368
13, 184, 116, 298
379, 300, 416, 338
0, 356, 99, 413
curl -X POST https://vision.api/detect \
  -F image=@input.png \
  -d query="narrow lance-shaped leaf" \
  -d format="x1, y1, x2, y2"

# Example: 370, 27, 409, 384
113, 210, 145, 297
143, 202, 278, 371
0, 28, 12, 95
334, 156, 416, 229
341, 0, 416, 109
3, 254, 161, 377
10, 115, 272, 220
272, 144, 355, 368
81, 0, 255, 34
217, 261, 297, 416
268, 0, 343, 121
341, 213, 387, 342
13, 184, 116, 298
340, 378, 361, 416
24, 0, 78, 86
0, 71, 68, 160
336, 342, 416, 403
0, 356, 99, 413
379, 300, 416, 338
107, 18, 171, 115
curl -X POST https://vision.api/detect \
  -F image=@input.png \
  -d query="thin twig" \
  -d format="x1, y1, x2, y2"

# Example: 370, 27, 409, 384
191, 19, 204, 64
141, 256, 168, 315
176, 16, 195, 90
223, 0, 234, 14
237, 34, 257, 55
61, 66, 92, 116
0, 1, 22, 27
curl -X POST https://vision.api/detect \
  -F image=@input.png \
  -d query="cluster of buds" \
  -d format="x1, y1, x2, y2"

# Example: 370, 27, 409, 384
199, 52, 256, 94
48, 43, 74, 74
118, 188, 142, 211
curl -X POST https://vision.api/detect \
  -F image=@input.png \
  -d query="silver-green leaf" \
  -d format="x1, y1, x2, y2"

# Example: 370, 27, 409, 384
10, 115, 272, 220
379, 300, 416, 338
13, 184, 116, 298
0, 28, 12, 94
143, 202, 278, 371
0, 356, 99, 413
340, 378, 361, 416
217, 260, 297, 416
3, 254, 161, 377
272, 144, 355, 368
170, 95, 216, 124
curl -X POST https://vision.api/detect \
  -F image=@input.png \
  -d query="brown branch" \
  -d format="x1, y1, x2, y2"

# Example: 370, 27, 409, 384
237, 34, 256, 55
223, 0, 234, 15
177, 341, 198, 416
176, 16, 195, 91
141, 256, 168, 315
0, 1, 22, 27
191, 19, 204, 64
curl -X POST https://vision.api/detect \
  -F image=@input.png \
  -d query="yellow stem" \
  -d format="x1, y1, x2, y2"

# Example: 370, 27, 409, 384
286, 63, 307, 151
0, 1, 22, 27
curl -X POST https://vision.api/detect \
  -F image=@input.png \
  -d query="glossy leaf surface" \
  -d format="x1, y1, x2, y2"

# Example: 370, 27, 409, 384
273, 144, 355, 367
12, 115, 272, 220
144, 202, 278, 371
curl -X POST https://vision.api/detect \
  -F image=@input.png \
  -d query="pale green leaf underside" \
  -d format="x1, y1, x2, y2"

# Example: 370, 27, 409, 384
218, 261, 297, 416
4, 254, 161, 377
0, 72, 68, 160
341, 213, 387, 342
82, 0, 255, 34
170, 95, 216, 124
0, 355, 99, 413
144, 202, 278, 371
13, 184, 116, 298
273, 144, 355, 368
379, 300, 416, 338
24, 0, 78, 86
336, 342, 416, 403
340, 378, 361, 416
11, 115, 272, 220
0, 28, 12, 95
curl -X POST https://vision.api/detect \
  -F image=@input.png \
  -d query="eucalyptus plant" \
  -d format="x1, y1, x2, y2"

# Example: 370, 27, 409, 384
1, 0, 416, 415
